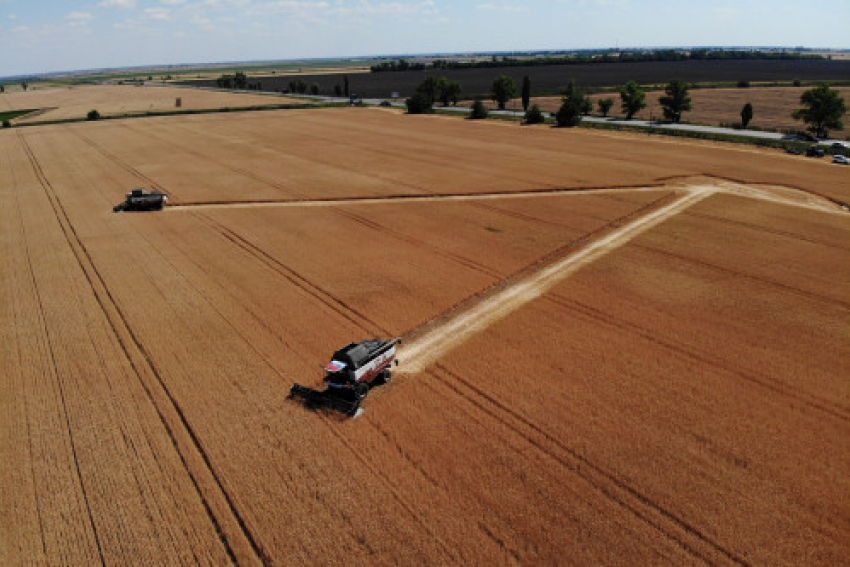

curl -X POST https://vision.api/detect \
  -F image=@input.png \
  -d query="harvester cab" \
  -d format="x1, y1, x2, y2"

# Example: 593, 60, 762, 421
290, 338, 401, 417
113, 188, 169, 212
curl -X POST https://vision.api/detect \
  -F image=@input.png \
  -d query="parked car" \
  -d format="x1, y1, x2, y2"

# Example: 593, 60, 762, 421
789, 132, 818, 142
833, 155, 850, 165
786, 147, 803, 155
806, 146, 825, 157
830, 142, 849, 149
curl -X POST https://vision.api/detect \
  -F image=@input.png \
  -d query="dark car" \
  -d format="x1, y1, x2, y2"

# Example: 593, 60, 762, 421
806, 146, 825, 158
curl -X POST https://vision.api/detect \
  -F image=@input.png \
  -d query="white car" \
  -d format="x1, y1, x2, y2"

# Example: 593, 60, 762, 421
833, 155, 850, 165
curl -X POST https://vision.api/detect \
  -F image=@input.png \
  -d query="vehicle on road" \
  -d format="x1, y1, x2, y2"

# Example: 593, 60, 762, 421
786, 148, 803, 155
833, 155, 850, 165
831, 142, 849, 149
290, 338, 401, 417
806, 146, 825, 158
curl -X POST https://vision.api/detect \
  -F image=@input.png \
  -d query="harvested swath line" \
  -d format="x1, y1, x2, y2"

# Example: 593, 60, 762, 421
400, 187, 714, 373
165, 185, 670, 210
16, 131, 265, 566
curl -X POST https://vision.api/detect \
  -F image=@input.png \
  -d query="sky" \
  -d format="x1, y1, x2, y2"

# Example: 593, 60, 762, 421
1, 0, 849, 77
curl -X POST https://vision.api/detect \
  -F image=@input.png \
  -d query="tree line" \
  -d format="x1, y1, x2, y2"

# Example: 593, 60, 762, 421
407, 73, 847, 137
374, 49, 823, 73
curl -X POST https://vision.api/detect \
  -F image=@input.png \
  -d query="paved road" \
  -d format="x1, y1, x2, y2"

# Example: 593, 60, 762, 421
156, 83, 850, 148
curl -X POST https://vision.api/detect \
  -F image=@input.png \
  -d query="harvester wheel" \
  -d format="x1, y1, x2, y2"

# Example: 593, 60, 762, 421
380, 370, 392, 384
354, 382, 369, 400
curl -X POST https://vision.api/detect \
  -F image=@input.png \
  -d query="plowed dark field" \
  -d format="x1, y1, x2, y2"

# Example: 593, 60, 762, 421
2, 103, 848, 565
181, 59, 850, 98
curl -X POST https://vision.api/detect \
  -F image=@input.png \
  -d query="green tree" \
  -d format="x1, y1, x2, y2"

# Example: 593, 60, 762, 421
310, 83, 320, 95
21, 82, 28, 91
334, 85, 342, 97
416, 75, 439, 105
87, 109, 100, 121
521, 75, 531, 112
232, 71, 247, 89
524, 104, 545, 124
555, 81, 584, 127
741, 102, 754, 128
437, 77, 462, 106
405, 92, 433, 114
2, 120, 11, 128
659, 79, 692, 123
490, 75, 516, 110
343, 75, 350, 97
598, 97, 614, 117
469, 99, 489, 119
1, 84, 6, 94
446, 81, 462, 106
792, 83, 847, 138
619, 81, 646, 119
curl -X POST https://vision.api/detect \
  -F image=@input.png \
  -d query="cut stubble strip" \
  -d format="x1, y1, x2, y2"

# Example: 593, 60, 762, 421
399, 187, 715, 373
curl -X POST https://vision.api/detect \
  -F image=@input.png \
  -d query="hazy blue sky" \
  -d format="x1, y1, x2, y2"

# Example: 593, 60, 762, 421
1, 0, 849, 76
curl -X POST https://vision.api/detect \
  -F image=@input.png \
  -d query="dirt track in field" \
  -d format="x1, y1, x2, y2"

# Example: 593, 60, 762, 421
400, 188, 714, 371
2, 103, 848, 565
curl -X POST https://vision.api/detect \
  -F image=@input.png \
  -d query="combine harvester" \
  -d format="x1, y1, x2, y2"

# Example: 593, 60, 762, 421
113, 188, 168, 212
290, 338, 401, 417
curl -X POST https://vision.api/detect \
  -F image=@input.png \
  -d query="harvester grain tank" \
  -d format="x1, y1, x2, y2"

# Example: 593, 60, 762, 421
290, 338, 400, 417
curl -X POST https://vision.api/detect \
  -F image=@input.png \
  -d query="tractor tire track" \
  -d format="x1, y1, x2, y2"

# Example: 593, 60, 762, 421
682, 210, 850, 251
69, 129, 179, 202
319, 416, 463, 563
328, 206, 504, 279
17, 131, 264, 566
162, 205, 459, 559
4, 144, 51, 560
194, 211, 391, 336
111, 122, 315, 202
633, 243, 850, 310
545, 294, 850, 422
147, 119, 432, 199
12, 140, 106, 566
430, 363, 748, 566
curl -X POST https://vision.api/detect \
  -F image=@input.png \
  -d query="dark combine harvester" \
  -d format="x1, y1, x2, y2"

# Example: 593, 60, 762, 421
113, 188, 168, 212
290, 338, 401, 417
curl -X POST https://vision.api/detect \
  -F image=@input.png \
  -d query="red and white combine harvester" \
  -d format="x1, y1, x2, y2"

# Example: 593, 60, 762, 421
289, 338, 401, 417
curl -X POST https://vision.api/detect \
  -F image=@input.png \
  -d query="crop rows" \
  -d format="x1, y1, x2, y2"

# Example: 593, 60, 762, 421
2, 107, 848, 564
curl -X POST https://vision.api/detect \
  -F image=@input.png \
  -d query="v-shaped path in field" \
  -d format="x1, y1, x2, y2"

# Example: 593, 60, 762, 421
168, 178, 845, 373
